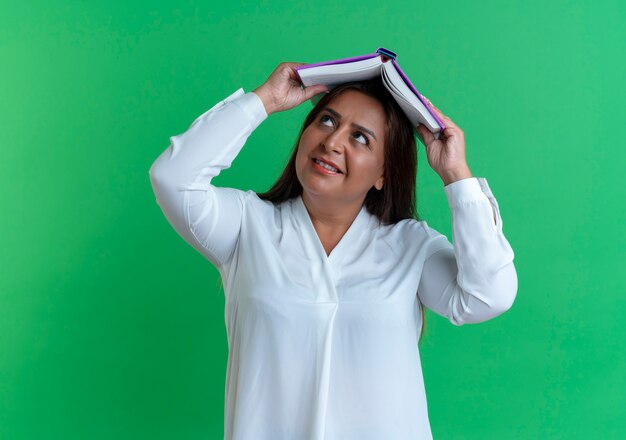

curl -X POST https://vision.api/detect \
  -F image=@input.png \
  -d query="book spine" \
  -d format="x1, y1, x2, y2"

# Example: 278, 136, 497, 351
375, 47, 397, 61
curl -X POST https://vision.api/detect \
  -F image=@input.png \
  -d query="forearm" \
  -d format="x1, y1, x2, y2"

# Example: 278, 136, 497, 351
445, 177, 517, 319
149, 88, 267, 189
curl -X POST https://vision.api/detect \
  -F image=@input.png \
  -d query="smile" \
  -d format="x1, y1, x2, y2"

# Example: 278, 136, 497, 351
312, 158, 342, 175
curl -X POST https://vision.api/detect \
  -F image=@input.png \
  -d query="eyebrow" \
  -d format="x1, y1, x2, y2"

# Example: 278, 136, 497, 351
324, 107, 378, 141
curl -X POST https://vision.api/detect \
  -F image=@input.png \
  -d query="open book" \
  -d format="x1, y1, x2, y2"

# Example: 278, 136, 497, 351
295, 47, 445, 139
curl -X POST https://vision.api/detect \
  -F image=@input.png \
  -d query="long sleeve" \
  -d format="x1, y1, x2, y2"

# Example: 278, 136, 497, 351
148, 88, 268, 269
417, 177, 518, 326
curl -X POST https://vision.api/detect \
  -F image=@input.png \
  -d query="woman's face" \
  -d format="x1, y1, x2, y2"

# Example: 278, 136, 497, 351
295, 89, 386, 206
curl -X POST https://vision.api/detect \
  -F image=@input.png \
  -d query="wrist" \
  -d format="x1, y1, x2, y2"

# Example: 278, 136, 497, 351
441, 166, 473, 186
252, 87, 275, 116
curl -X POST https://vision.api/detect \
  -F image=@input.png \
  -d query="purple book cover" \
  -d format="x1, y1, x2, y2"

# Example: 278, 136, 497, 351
294, 48, 446, 133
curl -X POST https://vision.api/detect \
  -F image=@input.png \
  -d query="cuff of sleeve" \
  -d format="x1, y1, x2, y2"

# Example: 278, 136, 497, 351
444, 177, 488, 209
230, 90, 268, 129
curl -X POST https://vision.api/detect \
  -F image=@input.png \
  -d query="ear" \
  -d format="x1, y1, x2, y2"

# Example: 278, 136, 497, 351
374, 175, 384, 191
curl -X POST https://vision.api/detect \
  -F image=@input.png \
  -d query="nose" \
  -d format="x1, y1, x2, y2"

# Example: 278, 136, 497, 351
322, 127, 348, 154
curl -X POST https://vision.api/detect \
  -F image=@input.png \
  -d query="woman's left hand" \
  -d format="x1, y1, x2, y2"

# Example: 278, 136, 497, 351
416, 98, 473, 186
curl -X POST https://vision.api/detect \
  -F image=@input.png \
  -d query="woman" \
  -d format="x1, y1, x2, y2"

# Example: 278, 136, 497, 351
149, 62, 517, 439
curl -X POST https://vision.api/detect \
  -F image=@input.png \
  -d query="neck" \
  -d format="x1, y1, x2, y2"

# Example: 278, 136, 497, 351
302, 191, 363, 225
301, 191, 363, 234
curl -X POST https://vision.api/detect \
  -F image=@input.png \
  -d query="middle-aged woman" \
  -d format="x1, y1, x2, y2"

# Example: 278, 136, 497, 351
149, 61, 518, 439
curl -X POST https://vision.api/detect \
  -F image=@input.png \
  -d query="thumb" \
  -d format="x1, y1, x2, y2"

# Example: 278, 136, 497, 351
302, 84, 329, 101
416, 124, 434, 146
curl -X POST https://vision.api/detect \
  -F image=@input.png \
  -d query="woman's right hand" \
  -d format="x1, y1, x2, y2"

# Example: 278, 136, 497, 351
253, 62, 329, 115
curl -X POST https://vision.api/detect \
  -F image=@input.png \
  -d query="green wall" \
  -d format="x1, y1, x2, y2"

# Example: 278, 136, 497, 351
1, 0, 624, 438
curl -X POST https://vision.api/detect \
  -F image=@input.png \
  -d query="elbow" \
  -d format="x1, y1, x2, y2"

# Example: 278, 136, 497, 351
497, 262, 518, 313
480, 260, 518, 319
148, 162, 166, 200
148, 159, 180, 211
149, 161, 163, 188
149, 154, 179, 198
499, 280, 518, 314
452, 293, 516, 326
148, 137, 180, 192
453, 264, 518, 326
149, 157, 168, 188
487, 285, 517, 321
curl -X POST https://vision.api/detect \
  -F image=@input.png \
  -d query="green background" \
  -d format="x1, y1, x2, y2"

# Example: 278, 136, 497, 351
1, 0, 624, 438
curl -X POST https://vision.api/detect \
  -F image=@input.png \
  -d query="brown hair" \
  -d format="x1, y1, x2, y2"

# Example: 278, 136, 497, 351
256, 77, 428, 343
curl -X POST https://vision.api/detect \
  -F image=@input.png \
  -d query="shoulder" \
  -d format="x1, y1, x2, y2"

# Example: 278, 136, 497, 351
375, 217, 447, 256
239, 190, 278, 217
379, 217, 439, 238
239, 190, 293, 231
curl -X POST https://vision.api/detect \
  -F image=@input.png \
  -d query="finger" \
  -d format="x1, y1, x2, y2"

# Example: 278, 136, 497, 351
303, 84, 329, 100
285, 62, 308, 68
416, 124, 434, 146
423, 97, 445, 119
423, 98, 459, 130
422, 96, 443, 115
415, 125, 424, 144
286, 63, 309, 82
441, 124, 464, 141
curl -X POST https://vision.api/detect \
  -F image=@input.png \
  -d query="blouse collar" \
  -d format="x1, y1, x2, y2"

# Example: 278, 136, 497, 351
292, 194, 374, 262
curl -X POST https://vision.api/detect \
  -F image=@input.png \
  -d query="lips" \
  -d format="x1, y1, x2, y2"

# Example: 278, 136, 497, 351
313, 157, 344, 174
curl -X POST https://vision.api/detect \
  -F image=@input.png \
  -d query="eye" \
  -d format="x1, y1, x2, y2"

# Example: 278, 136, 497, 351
353, 131, 370, 146
319, 114, 370, 146
320, 114, 334, 127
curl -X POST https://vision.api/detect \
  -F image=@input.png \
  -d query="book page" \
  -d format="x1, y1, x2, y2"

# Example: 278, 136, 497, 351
298, 57, 383, 87
382, 62, 439, 134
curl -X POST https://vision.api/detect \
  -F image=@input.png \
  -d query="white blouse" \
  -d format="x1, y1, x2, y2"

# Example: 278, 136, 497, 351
149, 88, 518, 440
